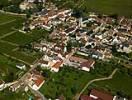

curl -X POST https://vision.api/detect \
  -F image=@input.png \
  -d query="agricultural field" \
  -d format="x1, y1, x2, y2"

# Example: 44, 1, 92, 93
53, 0, 132, 17
82, 0, 132, 17
0, 13, 49, 65
2, 32, 33, 45
0, 54, 25, 82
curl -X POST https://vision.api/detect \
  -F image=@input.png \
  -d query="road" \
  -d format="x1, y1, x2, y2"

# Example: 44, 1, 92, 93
76, 68, 118, 100
29, 86, 47, 100
0, 10, 26, 16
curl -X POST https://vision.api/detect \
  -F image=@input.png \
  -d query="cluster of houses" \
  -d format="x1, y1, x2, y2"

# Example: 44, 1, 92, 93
10, 69, 45, 91
80, 89, 127, 100
17, 1, 132, 99
20, 0, 46, 11
27, 2, 132, 73
20, 0, 132, 71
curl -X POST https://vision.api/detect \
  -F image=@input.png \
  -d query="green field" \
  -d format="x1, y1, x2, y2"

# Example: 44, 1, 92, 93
90, 71, 132, 98
40, 66, 98, 99
3, 32, 33, 45
0, 13, 24, 36
83, 0, 132, 17
0, 54, 25, 82
0, 13, 49, 64
54, 0, 132, 17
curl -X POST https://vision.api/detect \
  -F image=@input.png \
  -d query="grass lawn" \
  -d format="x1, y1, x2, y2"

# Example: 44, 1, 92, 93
40, 66, 98, 99
89, 71, 132, 98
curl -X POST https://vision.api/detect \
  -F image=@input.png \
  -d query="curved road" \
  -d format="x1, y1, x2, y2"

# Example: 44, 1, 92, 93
76, 68, 118, 100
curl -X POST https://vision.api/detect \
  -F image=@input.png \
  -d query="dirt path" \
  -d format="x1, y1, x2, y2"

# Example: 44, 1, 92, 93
0, 19, 16, 26
0, 10, 26, 16
76, 68, 118, 100
0, 40, 18, 46
0, 31, 16, 39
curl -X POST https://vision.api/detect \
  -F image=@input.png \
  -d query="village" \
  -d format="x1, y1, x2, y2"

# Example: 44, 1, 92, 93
0, 0, 132, 100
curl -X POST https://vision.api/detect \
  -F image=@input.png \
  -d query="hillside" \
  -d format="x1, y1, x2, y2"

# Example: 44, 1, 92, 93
52, 0, 132, 17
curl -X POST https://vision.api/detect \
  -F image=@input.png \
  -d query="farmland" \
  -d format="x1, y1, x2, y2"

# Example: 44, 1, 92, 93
53, 0, 132, 17
0, 13, 49, 65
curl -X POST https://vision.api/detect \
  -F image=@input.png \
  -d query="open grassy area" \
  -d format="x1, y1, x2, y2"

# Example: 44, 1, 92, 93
82, 0, 132, 17
89, 71, 132, 98
40, 66, 98, 99
54, 0, 132, 17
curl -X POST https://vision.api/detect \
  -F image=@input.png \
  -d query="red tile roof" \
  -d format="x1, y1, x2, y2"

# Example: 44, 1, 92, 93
52, 61, 63, 68
80, 60, 95, 68
69, 56, 88, 63
33, 75, 44, 87
80, 95, 96, 100
90, 89, 113, 100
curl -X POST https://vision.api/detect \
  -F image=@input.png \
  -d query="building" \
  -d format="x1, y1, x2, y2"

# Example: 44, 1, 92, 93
69, 56, 95, 72
19, 2, 34, 10
51, 61, 63, 72
80, 59, 95, 72
90, 89, 114, 100
16, 64, 26, 70
28, 74, 45, 90
38, 60, 50, 68
80, 95, 95, 100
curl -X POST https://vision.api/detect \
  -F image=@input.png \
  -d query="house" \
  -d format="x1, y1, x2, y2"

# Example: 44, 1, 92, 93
117, 42, 132, 53
69, 56, 95, 71
10, 81, 22, 92
33, 44, 47, 52
90, 89, 114, 100
29, 74, 45, 90
16, 64, 26, 70
69, 56, 88, 63
19, 2, 33, 10
51, 61, 63, 72
38, 60, 50, 68
80, 59, 95, 72
113, 96, 127, 100
80, 95, 94, 100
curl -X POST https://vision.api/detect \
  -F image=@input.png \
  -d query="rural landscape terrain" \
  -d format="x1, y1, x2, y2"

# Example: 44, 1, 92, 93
0, 0, 132, 100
